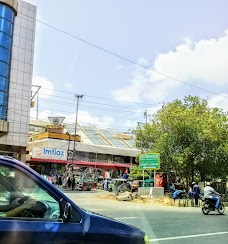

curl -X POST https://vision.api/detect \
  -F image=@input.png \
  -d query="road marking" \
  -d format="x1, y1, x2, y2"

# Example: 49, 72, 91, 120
149, 231, 228, 242
115, 217, 139, 220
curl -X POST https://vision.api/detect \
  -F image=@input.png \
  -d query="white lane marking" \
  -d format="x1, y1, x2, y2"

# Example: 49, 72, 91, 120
115, 217, 139, 220
149, 231, 228, 242
89, 209, 108, 211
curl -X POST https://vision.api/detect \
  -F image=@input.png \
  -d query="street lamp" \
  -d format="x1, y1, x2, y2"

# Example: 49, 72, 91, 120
72, 94, 84, 165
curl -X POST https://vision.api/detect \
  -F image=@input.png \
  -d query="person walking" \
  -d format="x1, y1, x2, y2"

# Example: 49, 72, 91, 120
192, 182, 201, 207
103, 178, 108, 191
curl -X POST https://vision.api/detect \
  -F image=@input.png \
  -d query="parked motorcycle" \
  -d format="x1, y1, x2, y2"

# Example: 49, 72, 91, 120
202, 196, 225, 215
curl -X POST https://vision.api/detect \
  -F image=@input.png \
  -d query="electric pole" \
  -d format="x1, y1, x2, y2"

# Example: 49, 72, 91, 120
72, 94, 84, 165
144, 110, 148, 124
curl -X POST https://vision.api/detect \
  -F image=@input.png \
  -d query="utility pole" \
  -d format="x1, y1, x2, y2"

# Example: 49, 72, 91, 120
72, 94, 83, 165
31, 85, 41, 120
144, 110, 148, 124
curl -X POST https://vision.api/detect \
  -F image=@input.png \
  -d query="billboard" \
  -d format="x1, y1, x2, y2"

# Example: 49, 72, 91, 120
32, 147, 67, 161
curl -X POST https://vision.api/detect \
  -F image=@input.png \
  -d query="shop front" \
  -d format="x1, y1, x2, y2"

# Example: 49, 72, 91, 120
27, 147, 132, 178
28, 147, 67, 176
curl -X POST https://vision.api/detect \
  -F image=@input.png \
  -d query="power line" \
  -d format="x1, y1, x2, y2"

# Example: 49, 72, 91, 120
16, 11, 228, 102
15, 93, 151, 114
11, 86, 160, 109
34, 19, 228, 100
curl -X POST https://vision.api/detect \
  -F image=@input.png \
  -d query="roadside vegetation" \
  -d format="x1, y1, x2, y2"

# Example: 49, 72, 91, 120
134, 95, 228, 185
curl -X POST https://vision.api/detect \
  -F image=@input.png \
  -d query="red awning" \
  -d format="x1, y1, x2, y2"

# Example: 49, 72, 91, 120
30, 158, 66, 164
72, 161, 131, 170
29, 158, 131, 170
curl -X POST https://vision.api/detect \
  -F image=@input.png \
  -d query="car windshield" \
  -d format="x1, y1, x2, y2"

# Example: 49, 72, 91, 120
0, 0, 228, 243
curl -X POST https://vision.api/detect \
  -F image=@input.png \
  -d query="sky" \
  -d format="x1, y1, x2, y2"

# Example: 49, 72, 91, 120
25, 0, 228, 133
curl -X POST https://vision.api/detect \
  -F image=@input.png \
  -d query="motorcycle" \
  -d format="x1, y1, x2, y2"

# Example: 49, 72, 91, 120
202, 195, 225, 215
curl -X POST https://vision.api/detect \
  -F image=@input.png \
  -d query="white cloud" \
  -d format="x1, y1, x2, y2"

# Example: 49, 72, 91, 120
208, 94, 228, 112
30, 109, 51, 121
113, 30, 228, 103
58, 110, 114, 128
32, 76, 54, 98
65, 82, 73, 90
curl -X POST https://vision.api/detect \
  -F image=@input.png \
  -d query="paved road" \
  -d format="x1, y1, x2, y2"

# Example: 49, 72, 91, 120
61, 189, 228, 244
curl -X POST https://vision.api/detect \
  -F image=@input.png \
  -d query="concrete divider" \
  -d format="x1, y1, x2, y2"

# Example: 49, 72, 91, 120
149, 187, 164, 198
174, 199, 203, 207
138, 187, 150, 196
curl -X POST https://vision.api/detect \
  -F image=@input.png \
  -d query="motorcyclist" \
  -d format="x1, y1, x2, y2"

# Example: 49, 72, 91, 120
203, 182, 220, 209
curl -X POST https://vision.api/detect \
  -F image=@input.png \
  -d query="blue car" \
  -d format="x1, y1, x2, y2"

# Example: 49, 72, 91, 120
0, 156, 149, 243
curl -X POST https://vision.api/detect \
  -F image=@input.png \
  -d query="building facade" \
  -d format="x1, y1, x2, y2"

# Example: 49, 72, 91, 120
27, 120, 141, 177
0, 0, 36, 161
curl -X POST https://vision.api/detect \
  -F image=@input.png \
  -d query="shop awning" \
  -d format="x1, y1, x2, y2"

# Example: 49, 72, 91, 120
28, 158, 131, 170
72, 161, 131, 170
30, 158, 66, 164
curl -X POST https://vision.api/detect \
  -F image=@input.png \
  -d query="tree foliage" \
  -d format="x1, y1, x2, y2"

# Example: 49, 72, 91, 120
135, 96, 228, 182
129, 166, 149, 180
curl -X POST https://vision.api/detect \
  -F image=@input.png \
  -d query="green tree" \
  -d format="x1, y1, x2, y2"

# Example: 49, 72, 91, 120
129, 166, 149, 180
135, 96, 228, 184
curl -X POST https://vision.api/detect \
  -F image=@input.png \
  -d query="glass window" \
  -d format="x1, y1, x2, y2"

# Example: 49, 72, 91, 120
0, 165, 60, 219
0, 4, 14, 23
0, 32, 12, 49
0, 105, 7, 120
0, 76, 9, 92
0, 91, 8, 106
0, 46, 11, 64
0, 18, 13, 36
0, 61, 10, 78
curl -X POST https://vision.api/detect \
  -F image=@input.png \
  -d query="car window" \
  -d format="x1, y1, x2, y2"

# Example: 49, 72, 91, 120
0, 184, 10, 206
0, 165, 60, 220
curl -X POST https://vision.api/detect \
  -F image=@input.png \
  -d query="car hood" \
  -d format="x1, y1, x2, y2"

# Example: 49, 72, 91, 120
81, 210, 145, 244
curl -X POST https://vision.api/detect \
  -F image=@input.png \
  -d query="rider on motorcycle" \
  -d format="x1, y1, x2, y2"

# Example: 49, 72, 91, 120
203, 182, 220, 209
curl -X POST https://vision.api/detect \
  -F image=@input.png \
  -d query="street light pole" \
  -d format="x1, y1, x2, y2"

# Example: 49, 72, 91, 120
72, 94, 83, 165
144, 110, 148, 124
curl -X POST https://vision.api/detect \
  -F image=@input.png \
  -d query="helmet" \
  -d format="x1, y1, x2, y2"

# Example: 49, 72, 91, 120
206, 182, 211, 186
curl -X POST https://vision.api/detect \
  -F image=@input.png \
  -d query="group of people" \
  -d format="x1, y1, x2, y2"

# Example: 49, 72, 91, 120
171, 181, 221, 208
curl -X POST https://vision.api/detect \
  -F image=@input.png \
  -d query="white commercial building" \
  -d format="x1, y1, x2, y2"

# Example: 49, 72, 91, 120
27, 120, 141, 176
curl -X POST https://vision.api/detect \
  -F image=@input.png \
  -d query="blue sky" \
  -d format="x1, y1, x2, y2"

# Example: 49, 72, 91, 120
26, 0, 228, 132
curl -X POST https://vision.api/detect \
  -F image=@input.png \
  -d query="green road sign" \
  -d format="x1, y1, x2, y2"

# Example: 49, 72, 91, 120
139, 153, 160, 170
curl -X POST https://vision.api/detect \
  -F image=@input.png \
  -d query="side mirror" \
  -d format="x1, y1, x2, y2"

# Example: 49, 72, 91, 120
63, 202, 72, 222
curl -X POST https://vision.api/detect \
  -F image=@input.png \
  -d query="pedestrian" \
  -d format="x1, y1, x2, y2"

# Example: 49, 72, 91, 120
188, 186, 193, 198
173, 189, 184, 201
169, 182, 175, 194
71, 174, 75, 190
192, 182, 201, 207
103, 178, 108, 191
67, 176, 71, 189
58, 175, 62, 186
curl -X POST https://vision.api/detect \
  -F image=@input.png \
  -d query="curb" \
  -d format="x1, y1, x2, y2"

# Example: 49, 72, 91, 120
175, 199, 228, 207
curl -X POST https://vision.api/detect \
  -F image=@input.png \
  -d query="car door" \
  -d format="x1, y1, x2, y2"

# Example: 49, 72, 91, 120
0, 161, 86, 244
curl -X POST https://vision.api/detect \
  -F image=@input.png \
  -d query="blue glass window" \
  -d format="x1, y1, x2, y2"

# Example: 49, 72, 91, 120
0, 18, 13, 35
0, 105, 7, 120
0, 3, 15, 120
0, 46, 11, 64
0, 61, 10, 78
0, 76, 9, 92
0, 32, 12, 49
0, 4, 14, 23
0, 91, 8, 106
